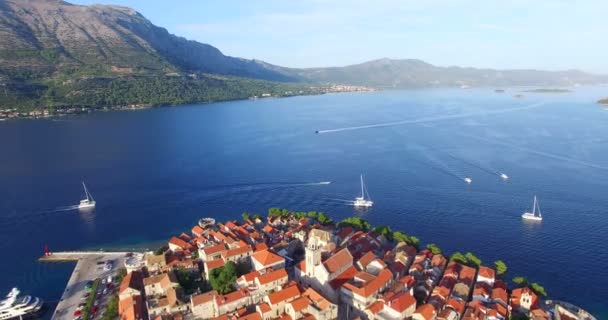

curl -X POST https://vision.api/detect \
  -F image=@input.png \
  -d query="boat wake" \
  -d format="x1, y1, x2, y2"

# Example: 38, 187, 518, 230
446, 153, 508, 180
315, 102, 547, 134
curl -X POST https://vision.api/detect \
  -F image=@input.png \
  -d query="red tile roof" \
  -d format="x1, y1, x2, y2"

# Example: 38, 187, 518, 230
342, 268, 393, 298
289, 296, 309, 312
323, 248, 352, 273
366, 301, 385, 315
203, 244, 227, 255
191, 226, 204, 236
221, 245, 252, 259
357, 251, 376, 269
168, 236, 192, 250
387, 292, 416, 312
267, 285, 301, 305
255, 243, 269, 251
205, 259, 225, 271
119, 270, 143, 295
414, 304, 436, 320
478, 266, 495, 280
329, 265, 357, 289
251, 249, 284, 266
257, 268, 288, 285
191, 290, 217, 306
216, 288, 249, 306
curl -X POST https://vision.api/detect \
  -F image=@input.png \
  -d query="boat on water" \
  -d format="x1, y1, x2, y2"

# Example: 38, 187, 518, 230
198, 217, 216, 228
0, 288, 44, 320
522, 195, 543, 221
464, 177, 472, 184
353, 174, 373, 208
500, 173, 509, 180
78, 181, 96, 209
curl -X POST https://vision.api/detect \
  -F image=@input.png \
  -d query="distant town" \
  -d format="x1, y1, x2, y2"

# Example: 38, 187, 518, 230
0, 85, 374, 121
42, 208, 596, 320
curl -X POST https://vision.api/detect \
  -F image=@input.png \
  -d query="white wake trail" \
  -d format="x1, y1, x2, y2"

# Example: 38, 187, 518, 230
316, 102, 546, 134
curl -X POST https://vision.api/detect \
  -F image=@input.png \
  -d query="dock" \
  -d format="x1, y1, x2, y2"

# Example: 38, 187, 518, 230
40, 251, 136, 320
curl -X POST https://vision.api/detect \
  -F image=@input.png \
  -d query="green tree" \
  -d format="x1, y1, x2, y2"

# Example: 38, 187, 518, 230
426, 243, 442, 255
530, 283, 547, 297
372, 225, 393, 240
494, 260, 507, 276
465, 252, 482, 268
241, 212, 250, 221
451, 252, 468, 265
512, 276, 528, 287
338, 217, 371, 231
316, 212, 334, 225
407, 236, 420, 250
176, 268, 196, 294
102, 295, 118, 320
210, 261, 237, 294
392, 231, 409, 243
115, 267, 127, 284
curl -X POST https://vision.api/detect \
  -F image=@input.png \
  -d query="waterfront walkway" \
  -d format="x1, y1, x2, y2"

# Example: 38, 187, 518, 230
40, 251, 135, 320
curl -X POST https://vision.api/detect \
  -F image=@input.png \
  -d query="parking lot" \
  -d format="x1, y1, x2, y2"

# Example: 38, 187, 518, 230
46, 252, 130, 320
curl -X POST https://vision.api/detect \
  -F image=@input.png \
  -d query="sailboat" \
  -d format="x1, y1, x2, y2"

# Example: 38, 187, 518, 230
521, 195, 542, 221
353, 174, 373, 208
78, 182, 96, 209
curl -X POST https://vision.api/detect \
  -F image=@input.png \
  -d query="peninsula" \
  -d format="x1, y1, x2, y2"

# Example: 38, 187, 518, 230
598, 98, 608, 105
43, 208, 597, 320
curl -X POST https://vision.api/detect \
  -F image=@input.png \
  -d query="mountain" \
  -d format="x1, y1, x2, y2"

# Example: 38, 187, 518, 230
291, 58, 608, 88
0, 0, 295, 81
0, 0, 606, 113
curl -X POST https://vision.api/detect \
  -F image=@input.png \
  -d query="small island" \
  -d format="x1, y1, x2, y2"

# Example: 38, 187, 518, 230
524, 88, 571, 93
597, 98, 608, 105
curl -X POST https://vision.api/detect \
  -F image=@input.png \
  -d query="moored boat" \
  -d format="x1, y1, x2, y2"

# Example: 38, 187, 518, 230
0, 288, 44, 320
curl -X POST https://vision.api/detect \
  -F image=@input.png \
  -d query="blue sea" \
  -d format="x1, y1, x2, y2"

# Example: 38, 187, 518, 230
1, 88, 607, 318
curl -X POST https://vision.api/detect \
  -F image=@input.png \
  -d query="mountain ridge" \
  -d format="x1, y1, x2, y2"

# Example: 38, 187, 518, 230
1, 0, 607, 112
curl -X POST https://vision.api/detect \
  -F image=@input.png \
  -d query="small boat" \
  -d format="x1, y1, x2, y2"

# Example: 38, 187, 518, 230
522, 196, 543, 221
500, 173, 509, 180
464, 177, 472, 184
318, 181, 331, 185
78, 182, 96, 209
353, 174, 373, 207
198, 217, 216, 228
0, 288, 44, 320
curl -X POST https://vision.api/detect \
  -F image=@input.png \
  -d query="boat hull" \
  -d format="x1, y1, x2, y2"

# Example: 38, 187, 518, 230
78, 201, 96, 209
522, 213, 542, 221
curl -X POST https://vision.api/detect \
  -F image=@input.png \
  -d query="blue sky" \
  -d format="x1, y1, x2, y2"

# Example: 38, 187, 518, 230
71, 0, 607, 72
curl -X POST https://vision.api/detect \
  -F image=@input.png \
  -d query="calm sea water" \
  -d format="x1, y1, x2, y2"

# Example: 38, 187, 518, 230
1, 88, 607, 318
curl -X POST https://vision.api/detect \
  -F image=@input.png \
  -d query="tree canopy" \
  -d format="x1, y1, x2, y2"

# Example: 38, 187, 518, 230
512, 276, 529, 287
210, 261, 237, 294
426, 243, 442, 255
530, 282, 547, 297
494, 260, 507, 276
338, 217, 371, 231
450, 251, 482, 268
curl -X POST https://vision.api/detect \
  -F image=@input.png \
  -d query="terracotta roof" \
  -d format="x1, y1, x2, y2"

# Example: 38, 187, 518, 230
445, 298, 466, 315
251, 249, 284, 266
216, 288, 249, 306
191, 226, 204, 236
357, 251, 376, 269
119, 270, 143, 295
258, 302, 271, 313
203, 244, 227, 255
387, 292, 416, 312
338, 226, 354, 239
257, 268, 288, 285
119, 295, 143, 320
478, 266, 495, 280
267, 284, 301, 305
302, 288, 331, 310
342, 268, 393, 298
143, 272, 178, 290
366, 301, 384, 315
492, 287, 508, 302
239, 270, 260, 283
297, 260, 306, 273
263, 225, 274, 233
205, 259, 225, 271
323, 248, 352, 273
431, 286, 450, 300
221, 245, 252, 259
255, 242, 269, 251
413, 304, 436, 320
168, 236, 191, 250
289, 296, 310, 312
329, 265, 357, 289
191, 290, 217, 306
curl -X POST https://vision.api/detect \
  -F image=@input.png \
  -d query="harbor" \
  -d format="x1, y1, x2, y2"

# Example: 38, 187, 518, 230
39, 251, 135, 320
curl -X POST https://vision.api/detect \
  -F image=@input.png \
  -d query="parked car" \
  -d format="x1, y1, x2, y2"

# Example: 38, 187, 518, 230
102, 288, 108, 295
91, 306, 98, 314
73, 310, 82, 317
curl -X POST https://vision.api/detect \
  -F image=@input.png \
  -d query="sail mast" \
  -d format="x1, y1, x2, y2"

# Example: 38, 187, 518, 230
360, 174, 365, 199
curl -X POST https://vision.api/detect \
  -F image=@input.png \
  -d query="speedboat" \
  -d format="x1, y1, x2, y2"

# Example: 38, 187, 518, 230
464, 177, 472, 184
500, 173, 509, 180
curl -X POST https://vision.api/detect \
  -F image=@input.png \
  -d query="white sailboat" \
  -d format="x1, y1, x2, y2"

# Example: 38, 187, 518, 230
0, 288, 44, 320
353, 174, 373, 208
522, 195, 542, 221
78, 182, 96, 209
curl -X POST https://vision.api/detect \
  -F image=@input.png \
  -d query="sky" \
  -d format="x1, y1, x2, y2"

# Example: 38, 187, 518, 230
71, 0, 608, 73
